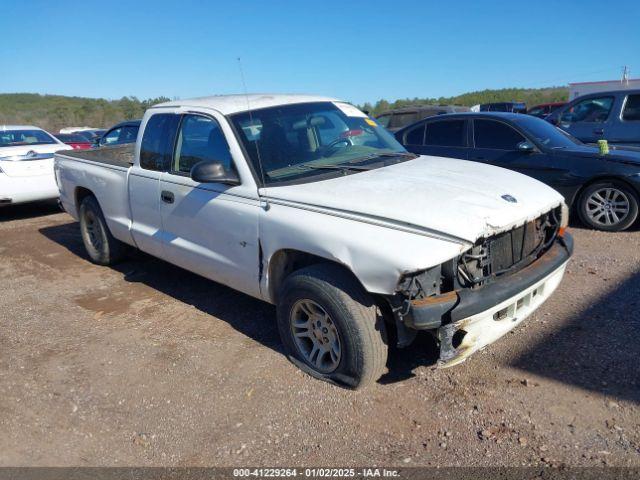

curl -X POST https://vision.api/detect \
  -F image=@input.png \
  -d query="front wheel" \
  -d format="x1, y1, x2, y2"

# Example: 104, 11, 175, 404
276, 264, 388, 389
79, 195, 127, 265
577, 181, 639, 231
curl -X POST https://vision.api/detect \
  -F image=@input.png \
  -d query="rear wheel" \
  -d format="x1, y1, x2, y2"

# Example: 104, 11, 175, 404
276, 264, 388, 389
578, 181, 639, 231
79, 195, 127, 265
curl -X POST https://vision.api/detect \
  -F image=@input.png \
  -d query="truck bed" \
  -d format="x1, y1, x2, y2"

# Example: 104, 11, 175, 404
55, 143, 135, 245
58, 143, 134, 169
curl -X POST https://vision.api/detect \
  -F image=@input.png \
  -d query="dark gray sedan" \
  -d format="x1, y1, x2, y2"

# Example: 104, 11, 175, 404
395, 112, 640, 231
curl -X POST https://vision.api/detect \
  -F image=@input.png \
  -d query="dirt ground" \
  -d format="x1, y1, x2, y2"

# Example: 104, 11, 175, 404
0, 201, 639, 467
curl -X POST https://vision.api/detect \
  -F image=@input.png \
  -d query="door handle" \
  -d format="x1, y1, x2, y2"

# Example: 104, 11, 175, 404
594, 128, 604, 135
161, 190, 174, 204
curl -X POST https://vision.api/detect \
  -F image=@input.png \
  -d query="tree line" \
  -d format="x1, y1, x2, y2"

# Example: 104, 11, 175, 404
0, 93, 171, 133
0, 87, 569, 133
359, 87, 568, 116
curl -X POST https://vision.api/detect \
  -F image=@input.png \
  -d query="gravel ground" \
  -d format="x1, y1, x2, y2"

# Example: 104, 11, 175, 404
0, 201, 639, 467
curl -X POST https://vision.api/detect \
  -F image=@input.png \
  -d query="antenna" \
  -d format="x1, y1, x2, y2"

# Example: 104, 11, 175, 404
622, 65, 630, 84
237, 57, 269, 209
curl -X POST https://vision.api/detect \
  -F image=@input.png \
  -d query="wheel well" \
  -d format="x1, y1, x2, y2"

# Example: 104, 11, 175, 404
74, 187, 95, 214
267, 249, 362, 304
266, 249, 396, 337
572, 176, 640, 210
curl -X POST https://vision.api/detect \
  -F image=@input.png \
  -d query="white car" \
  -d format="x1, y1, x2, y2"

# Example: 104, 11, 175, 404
0, 125, 72, 206
55, 95, 573, 388
59, 126, 100, 134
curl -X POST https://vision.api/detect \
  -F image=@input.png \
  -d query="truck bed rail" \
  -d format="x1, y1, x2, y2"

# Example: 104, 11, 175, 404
57, 143, 134, 169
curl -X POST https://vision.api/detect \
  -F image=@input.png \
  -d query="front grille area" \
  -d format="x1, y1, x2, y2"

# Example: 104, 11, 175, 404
457, 208, 561, 288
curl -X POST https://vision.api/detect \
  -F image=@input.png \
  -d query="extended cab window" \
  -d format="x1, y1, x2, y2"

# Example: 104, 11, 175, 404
424, 120, 466, 147
140, 114, 180, 171
622, 95, 640, 121
474, 120, 525, 150
173, 115, 233, 174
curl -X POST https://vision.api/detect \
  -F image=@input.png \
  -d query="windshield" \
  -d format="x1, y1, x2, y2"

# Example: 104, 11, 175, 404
230, 102, 411, 185
514, 116, 581, 149
0, 129, 57, 147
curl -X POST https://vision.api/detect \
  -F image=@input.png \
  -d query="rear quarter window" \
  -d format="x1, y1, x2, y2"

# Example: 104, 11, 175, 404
424, 120, 466, 147
140, 114, 180, 171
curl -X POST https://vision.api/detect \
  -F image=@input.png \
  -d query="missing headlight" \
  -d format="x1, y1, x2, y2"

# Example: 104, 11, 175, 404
396, 265, 443, 300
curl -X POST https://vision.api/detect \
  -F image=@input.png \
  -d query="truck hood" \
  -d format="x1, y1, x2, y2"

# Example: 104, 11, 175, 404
263, 156, 564, 244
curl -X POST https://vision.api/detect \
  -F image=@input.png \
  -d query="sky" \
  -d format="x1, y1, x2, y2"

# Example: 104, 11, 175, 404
1, 0, 638, 105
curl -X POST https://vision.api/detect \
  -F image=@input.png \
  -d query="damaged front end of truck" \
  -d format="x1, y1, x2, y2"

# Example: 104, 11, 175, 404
388, 205, 573, 367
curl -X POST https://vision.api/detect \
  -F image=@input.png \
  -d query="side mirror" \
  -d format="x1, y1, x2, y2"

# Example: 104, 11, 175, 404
190, 160, 240, 185
517, 141, 535, 153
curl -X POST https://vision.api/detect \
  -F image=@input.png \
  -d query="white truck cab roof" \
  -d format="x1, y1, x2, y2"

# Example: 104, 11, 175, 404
154, 94, 340, 115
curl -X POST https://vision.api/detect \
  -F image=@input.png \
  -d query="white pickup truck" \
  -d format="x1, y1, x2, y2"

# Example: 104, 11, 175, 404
55, 94, 573, 388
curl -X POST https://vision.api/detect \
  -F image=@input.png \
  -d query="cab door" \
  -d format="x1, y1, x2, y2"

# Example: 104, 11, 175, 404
158, 113, 261, 298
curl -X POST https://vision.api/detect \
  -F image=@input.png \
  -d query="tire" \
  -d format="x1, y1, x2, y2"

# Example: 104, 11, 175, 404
577, 181, 639, 232
276, 263, 388, 389
79, 195, 127, 265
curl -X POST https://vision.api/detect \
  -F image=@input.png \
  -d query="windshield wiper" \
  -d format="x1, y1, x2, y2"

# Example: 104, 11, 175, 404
349, 151, 418, 163
294, 152, 415, 174
297, 164, 372, 172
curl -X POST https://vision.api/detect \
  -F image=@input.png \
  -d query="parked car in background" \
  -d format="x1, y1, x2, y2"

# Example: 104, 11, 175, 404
376, 105, 470, 132
55, 95, 571, 387
54, 133, 92, 150
0, 125, 72, 206
395, 112, 640, 231
480, 102, 527, 113
59, 126, 101, 134
546, 90, 640, 147
527, 102, 566, 118
76, 129, 106, 142
95, 120, 140, 147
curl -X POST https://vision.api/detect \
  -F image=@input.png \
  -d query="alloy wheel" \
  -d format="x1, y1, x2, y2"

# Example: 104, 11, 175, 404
585, 188, 630, 227
290, 299, 341, 373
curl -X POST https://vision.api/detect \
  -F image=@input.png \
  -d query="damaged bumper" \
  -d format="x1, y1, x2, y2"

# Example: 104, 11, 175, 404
409, 233, 573, 366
